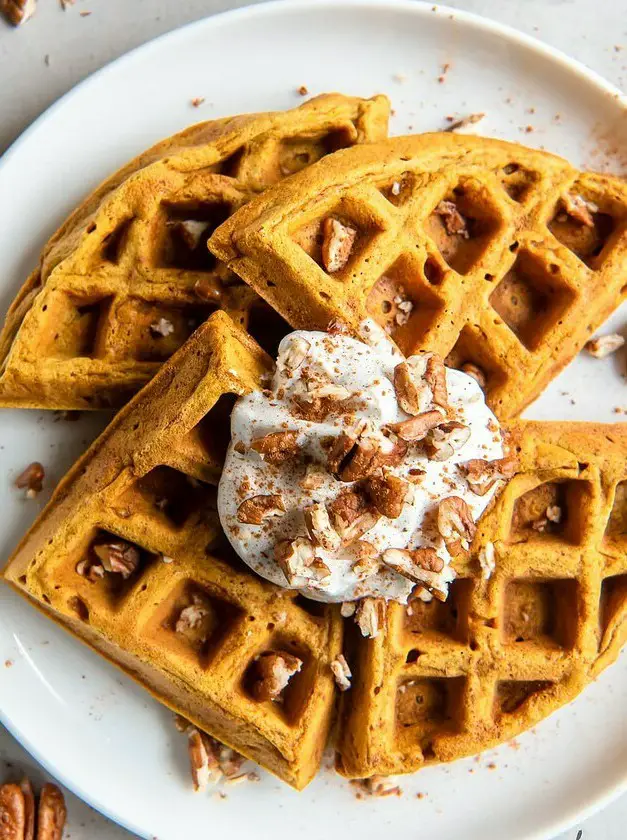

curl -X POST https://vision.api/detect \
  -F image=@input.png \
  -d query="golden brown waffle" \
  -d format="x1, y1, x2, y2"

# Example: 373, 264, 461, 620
210, 134, 627, 420
0, 93, 389, 410
337, 421, 627, 778
2, 311, 343, 790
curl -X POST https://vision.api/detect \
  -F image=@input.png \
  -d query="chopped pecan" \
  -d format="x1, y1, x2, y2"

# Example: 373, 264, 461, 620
437, 496, 476, 550
478, 541, 496, 579
250, 431, 300, 465
93, 540, 140, 579
175, 595, 210, 639
546, 504, 562, 523
300, 463, 326, 490
321, 217, 357, 273
364, 474, 409, 518
150, 317, 175, 337
278, 335, 311, 373
304, 503, 341, 551
425, 421, 471, 461
462, 455, 517, 496
561, 193, 597, 227
330, 654, 352, 691
352, 540, 380, 578
188, 728, 221, 791
460, 362, 487, 389
386, 409, 443, 442
435, 200, 469, 237
585, 333, 624, 359
382, 547, 444, 577
15, 461, 44, 498
393, 357, 431, 415
328, 421, 406, 481
275, 538, 330, 586
37, 783, 67, 840
355, 597, 384, 638
251, 651, 302, 701
328, 487, 379, 545
1, 0, 36, 26
340, 601, 357, 617
237, 494, 285, 525
424, 354, 449, 411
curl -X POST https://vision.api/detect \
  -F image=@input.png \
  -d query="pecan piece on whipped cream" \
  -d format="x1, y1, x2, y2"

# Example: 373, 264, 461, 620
381, 548, 447, 601
275, 538, 331, 586
304, 503, 341, 551
237, 494, 286, 525
328, 420, 407, 481
277, 335, 311, 374
425, 421, 471, 461
393, 353, 448, 416
437, 496, 476, 551
386, 409, 444, 442
251, 651, 303, 701
355, 597, 385, 638
321, 217, 357, 273
364, 473, 409, 519
328, 487, 380, 545
424, 353, 449, 412
461, 454, 517, 496
352, 540, 380, 578
250, 431, 300, 465
330, 654, 352, 691
93, 539, 140, 579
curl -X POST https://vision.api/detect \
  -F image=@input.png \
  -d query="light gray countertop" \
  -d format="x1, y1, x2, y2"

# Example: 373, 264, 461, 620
1, 1, 626, 837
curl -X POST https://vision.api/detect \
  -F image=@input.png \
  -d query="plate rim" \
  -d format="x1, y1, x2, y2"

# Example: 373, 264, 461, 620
0, 1, 626, 838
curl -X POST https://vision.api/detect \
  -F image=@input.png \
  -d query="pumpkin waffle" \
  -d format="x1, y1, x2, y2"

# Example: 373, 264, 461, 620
337, 421, 627, 778
2, 311, 343, 790
0, 93, 389, 410
209, 134, 627, 420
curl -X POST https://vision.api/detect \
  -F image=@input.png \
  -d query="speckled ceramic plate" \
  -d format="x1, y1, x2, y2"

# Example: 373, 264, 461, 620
0, 2, 626, 838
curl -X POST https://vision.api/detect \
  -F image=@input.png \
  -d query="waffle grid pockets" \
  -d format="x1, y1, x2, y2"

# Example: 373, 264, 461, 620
0, 93, 389, 410
2, 312, 343, 790
209, 133, 627, 420
337, 421, 627, 778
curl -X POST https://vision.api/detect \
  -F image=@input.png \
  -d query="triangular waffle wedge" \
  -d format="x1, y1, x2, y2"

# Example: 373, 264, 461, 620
0, 93, 389, 410
337, 421, 627, 778
209, 134, 627, 420
2, 311, 343, 790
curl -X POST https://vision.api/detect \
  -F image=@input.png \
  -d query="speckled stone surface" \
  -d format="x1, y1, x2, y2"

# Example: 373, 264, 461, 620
0, 1, 626, 838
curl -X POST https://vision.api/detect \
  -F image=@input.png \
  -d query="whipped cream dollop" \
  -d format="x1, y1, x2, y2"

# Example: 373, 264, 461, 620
217, 322, 506, 604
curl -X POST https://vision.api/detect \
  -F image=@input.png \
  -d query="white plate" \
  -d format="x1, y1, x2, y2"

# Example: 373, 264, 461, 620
1, 2, 626, 838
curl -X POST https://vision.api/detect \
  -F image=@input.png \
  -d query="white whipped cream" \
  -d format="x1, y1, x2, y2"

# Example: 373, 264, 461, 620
217, 322, 503, 603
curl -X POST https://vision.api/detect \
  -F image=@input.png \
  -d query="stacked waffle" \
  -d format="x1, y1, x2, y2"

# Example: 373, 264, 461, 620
2, 97, 627, 789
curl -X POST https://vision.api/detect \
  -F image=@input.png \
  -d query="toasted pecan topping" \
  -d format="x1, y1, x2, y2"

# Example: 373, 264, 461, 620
321, 218, 357, 273
364, 473, 409, 519
188, 728, 221, 791
393, 358, 430, 415
546, 504, 562, 523
386, 409, 444, 442
300, 462, 326, 490
330, 654, 352, 691
92, 540, 140, 579
15, 461, 45, 498
304, 503, 341, 551
460, 362, 487, 389
251, 651, 302, 701
175, 595, 210, 639
340, 601, 357, 617
237, 494, 286, 525
354, 597, 384, 638
478, 541, 496, 579
250, 431, 300, 465
275, 538, 331, 586
328, 420, 406, 481
424, 354, 449, 411
278, 336, 310, 373
561, 193, 597, 227
328, 487, 379, 545
435, 200, 469, 237
425, 421, 471, 461
437, 496, 476, 550
585, 333, 625, 359
382, 547, 444, 577
150, 317, 175, 337
462, 454, 517, 496
352, 540, 380, 578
